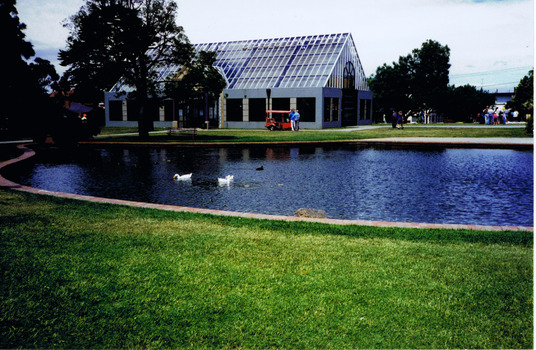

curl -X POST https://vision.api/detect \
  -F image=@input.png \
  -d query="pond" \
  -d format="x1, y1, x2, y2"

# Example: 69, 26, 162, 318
6, 145, 533, 227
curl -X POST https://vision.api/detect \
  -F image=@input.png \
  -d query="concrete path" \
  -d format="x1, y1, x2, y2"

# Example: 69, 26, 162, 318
365, 137, 533, 144
1, 143, 532, 232
357, 137, 533, 149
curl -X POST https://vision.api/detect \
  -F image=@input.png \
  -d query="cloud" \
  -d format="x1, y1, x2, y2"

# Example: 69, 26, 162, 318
445, 0, 527, 3
15, 0, 533, 91
17, 0, 84, 73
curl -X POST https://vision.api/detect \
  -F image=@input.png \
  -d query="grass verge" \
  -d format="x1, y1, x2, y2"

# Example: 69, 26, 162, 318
0, 188, 532, 348
91, 125, 531, 143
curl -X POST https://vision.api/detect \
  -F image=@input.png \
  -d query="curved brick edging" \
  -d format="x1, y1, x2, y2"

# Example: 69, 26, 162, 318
0, 144, 533, 232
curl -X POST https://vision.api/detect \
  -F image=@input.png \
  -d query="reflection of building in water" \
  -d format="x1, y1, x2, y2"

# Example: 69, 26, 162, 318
265, 147, 291, 160
264, 146, 325, 159
105, 33, 372, 129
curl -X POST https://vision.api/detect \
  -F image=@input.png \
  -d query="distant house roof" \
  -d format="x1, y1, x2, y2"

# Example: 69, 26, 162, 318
67, 102, 93, 114
110, 33, 369, 93
492, 91, 514, 105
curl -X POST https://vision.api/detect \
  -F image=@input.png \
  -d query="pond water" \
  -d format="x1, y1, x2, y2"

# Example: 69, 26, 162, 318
6, 145, 534, 226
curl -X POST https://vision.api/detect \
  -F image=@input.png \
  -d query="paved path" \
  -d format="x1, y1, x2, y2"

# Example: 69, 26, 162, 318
337, 123, 527, 131
357, 137, 533, 149
0, 143, 532, 232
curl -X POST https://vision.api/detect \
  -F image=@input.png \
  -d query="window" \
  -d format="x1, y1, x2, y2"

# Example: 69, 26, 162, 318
343, 61, 355, 89
324, 97, 339, 122
359, 99, 371, 120
226, 99, 243, 121
297, 98, 315, 122
126, 100, 159, 121
109, 100, 123, 121
249, 98, 266, 121
147, 100, 160, 121
164, 100, 174, 121
332, 98, 339, 121
127, 100, 139, 121
324, 98, 330, 122
272, 98, 290, 111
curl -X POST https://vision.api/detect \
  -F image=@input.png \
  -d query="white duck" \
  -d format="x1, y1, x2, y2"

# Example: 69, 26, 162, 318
173, 173, 192, 181
218, 175, 234, 185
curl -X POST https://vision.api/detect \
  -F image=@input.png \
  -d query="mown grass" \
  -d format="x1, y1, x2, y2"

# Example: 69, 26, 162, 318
0, 188, 532, 349
92, 124, 531, 143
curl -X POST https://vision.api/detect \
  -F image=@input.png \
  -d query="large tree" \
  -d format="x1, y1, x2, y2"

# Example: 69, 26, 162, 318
443, 84, 494, 122
164, 50, 226, 124
506, 70, 533, 117
369, 40, 451, 119
1, 0, 59, 139
60, 0, 194, 138
411, 40, 451, 111
507, 69, 534, 134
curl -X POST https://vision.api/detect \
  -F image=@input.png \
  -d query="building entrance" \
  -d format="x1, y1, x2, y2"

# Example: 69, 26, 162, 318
341, 89, 357, 126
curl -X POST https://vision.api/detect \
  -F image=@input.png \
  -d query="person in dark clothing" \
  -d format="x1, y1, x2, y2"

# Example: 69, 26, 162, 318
391, 110, 397, 128
396, 110, 404, 129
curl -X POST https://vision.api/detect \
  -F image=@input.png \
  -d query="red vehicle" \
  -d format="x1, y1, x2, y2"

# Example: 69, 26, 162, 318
265, 110, 292, 131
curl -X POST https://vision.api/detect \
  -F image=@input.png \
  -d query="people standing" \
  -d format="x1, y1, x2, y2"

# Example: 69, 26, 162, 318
289, 108, 300, 131
391, 110, 397, 128
396, 110, 404, 129
513, 110, 519, 121
293, 109, 300, 131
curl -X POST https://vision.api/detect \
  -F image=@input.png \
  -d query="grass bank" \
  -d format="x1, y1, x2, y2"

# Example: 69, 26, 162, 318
0, 189, 532, 348
92, 124, 530, 143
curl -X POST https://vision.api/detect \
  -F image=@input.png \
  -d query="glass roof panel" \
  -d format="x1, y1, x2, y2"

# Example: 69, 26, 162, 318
110, 33, 370, 93
193, 33, 361, 89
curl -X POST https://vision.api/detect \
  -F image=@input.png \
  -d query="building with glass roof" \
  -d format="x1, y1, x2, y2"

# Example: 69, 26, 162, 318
104, 32, 372, 129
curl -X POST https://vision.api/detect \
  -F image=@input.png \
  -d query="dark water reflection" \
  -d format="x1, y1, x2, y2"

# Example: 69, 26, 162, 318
7, 145, 534, 226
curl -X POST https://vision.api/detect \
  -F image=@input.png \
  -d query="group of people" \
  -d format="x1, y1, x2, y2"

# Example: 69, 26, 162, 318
289, 109, 300, 131
477, 106, 519, 125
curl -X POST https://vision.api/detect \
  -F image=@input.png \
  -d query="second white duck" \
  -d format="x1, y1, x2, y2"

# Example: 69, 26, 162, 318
173, 173, 192, 180
218, 175, 234, 185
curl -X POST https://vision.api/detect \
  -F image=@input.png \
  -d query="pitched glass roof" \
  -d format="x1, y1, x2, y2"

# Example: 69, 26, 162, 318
111, 33, 369, 93
194, 33, 368, 90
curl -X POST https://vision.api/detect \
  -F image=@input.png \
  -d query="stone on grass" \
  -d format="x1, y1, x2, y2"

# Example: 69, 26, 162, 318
295, 208, 326, 218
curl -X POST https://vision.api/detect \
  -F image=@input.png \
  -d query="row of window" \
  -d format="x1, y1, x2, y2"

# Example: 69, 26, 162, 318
108, 100, 164, 122
226, 97, 344, 123
108, 97, 371, 125
226, 98, 316, 122
108, 99, 217, 128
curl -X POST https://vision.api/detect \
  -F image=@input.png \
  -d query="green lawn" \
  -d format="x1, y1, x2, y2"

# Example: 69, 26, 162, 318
0, 189, 532, 349
91, 124, 531, 143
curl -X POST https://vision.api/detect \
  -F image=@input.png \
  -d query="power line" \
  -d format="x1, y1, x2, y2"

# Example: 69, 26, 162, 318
450, 66, 532, 78
481, 81, 520, 87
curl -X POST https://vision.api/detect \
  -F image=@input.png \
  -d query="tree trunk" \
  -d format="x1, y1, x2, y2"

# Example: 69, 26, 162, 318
138, 103, 149, 139
136, 79, 153, 139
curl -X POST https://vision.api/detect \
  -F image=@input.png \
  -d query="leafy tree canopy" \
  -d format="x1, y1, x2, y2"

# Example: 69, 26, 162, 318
165, 50, 226, 104
369, 40, 451, 118
507, 69, 534, 134
1, 0, 59, 139
506, 70, 533, 116
443, 84, 495, 122
60, 0, 195, 137
368, 39, 509, 123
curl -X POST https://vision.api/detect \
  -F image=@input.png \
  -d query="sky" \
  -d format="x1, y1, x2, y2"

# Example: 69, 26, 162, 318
16, 0, 534, 92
